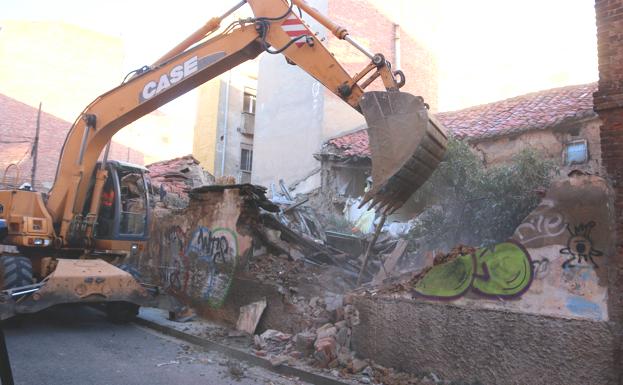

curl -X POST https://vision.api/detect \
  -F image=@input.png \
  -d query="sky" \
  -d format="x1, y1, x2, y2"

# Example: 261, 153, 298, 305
372, 0, 598, 111
2, 0, 598, 132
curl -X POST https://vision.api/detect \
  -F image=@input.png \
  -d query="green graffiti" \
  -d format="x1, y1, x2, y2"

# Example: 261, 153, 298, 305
414, 241, 532, 299
414, 254, 474, 298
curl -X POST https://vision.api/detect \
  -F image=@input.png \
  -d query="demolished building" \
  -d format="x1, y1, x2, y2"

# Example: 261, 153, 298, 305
317, 82, 602, 219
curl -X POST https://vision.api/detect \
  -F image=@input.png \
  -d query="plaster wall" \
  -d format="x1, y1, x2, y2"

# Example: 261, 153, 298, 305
472, 118, 602, 174
251, 0, 328, 191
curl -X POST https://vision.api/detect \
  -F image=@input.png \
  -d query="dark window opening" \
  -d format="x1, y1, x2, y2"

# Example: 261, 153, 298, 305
241, 148, 253, 172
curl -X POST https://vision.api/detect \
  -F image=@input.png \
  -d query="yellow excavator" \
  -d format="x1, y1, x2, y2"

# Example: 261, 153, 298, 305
0, 0, 447, 321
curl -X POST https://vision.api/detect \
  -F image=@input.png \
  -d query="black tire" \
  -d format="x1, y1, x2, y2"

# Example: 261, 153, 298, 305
106, 263, 141, 323
105, 301, 139, 324
0, 255, 33, 289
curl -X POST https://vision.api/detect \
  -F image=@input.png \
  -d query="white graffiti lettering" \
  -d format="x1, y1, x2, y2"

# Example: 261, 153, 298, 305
514, 199, 566, 247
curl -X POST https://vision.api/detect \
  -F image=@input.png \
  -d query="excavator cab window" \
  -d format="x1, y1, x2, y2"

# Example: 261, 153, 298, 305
118, 169, 148, 237
93, 161, 150, 241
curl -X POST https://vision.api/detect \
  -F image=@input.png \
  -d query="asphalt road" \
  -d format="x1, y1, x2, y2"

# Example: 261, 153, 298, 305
3, 305, 308, 385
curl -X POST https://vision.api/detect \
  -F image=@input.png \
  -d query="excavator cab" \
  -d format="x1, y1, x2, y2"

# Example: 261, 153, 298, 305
88, 161, 150, 241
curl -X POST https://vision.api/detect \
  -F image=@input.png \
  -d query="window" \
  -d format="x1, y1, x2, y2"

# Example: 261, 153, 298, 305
241, 148, 253, 172
243, 88, 256, 114
119, 171, 147, 236
564, 139, 588, 165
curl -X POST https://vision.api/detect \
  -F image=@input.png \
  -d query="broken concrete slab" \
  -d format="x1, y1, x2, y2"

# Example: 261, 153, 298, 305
235, 298, 267, 335
372, 238, 408, 284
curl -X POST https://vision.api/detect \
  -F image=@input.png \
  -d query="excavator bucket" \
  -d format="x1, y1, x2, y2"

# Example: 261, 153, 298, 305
360, 91, 448, 213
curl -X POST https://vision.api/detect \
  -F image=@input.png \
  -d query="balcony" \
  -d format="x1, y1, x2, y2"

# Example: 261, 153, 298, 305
238, 112, 255, 136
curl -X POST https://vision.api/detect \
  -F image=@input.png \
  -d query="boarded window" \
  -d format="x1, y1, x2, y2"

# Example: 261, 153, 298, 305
241, 148, 253, 172
565, 140, 588, 165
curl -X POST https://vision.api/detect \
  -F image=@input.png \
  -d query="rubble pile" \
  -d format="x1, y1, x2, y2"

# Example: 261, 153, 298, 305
432, 245, 476, 266
246, 292, 448, 385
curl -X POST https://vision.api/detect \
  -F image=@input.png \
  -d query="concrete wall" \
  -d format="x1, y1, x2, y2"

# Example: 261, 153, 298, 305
352, 296, 618, 385
252, 0, 328, 191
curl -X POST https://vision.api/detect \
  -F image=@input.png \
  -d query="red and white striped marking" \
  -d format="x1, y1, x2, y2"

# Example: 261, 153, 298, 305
281, 14, 308, 47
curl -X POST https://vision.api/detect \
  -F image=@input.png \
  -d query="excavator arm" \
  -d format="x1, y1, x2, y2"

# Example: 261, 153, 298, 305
46, 0, 447, 246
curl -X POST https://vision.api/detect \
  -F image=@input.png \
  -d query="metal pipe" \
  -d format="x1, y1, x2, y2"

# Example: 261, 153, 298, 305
356, 214, 387, 286
291, 0, 374, 59
394, 23, 401, 70
344, 35, 374, 60
292, 0, 347, 38
222, 0, 247, 19
220, 70, 232, 176
102, 141, 111, 167
31, 102, 41, 189
10, 287, 40, 297
77, 125, 91, 165
154, 0, 247, 66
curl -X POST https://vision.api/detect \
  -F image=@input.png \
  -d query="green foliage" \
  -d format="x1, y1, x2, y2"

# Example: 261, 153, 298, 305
409, 137, 555, 248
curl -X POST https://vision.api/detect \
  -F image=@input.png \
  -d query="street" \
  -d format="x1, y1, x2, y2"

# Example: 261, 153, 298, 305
3, 305, 309, 385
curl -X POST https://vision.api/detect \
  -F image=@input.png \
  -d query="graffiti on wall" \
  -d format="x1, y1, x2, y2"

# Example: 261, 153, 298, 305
560, 222, 603, 269
531, 257, 550, 279
158, 226, 238, 308
514, 199, 567, 247
414, 241, 533, 300
159, 226, 188, 293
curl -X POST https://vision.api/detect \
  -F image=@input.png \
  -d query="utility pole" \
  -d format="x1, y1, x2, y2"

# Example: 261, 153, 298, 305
30, 102, 42, 189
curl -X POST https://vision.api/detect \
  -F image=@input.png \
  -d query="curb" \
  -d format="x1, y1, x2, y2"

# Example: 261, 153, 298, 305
134, 316, 350, 385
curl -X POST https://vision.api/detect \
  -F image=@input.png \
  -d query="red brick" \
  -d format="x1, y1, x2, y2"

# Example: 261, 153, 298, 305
0, 93, 144, 191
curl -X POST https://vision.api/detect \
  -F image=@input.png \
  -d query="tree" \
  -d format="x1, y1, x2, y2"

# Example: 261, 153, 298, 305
409, 137, 555, 250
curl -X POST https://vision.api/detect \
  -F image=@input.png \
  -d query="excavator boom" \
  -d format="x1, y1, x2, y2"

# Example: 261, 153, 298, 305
46, 0, 446, 243
0, 0, 447, 320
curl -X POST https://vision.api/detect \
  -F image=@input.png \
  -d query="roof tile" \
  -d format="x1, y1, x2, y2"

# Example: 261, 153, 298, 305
323, 83, 598, 159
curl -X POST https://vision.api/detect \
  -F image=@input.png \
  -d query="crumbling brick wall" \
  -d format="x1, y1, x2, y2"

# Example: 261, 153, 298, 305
594, 0, 623, 378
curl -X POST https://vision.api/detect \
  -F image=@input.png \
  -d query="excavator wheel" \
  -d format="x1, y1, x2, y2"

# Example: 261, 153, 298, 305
0, 255, 33, 290
105, 302, 139, 324
105, 263, 141, 324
